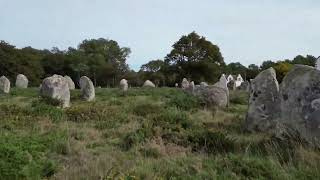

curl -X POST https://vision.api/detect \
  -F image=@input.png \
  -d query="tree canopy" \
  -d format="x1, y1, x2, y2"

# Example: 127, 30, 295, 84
0, 33, 318, 87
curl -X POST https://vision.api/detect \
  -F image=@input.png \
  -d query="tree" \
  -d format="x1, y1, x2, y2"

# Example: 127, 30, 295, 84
164, 32, 225, 84
78, 38, 131, 87
292, 55, 316, 66
225, 62, 247, 80
246, 64, 260, 80
273, 62, 293, 82
260, 60, 276, 70
140, 60, 164, 73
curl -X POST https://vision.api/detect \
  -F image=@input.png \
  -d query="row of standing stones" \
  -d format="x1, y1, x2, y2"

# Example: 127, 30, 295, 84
40, 75, 95, 108
0, 74, 29, 93
245, 65, 320, 147
0, 73, 157, 108
3, 66, 318, 145
181, 76, 230, 109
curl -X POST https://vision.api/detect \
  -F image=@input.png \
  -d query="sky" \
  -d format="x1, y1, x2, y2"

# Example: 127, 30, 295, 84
0, 0, 319, 70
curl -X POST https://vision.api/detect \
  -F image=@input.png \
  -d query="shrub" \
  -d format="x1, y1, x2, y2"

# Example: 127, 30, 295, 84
31, 100, 65, 121
167, 92, 200, 110
188, 130, 236, 154
132, 103, 162, 117
0, 132, 63, 179
153, 107, 193, 130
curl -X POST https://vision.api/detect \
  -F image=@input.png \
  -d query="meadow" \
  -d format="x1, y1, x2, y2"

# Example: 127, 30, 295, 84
0, 87, 319, 180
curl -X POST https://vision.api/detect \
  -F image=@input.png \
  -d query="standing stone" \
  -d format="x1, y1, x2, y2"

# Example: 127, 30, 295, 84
238, 81, 250, 91
214, 74, 230, 105
79, 76, 95, 101
143, 80, 156, 88
200, 82, 208, 88
181, 78, 189, 89
40, 75, 70, 108
194, 85, 228, 108
0, 76, 10, 94
15, 74, 28, 88
64, 76, 75, 90
279, 65, 320, 144
119, 79, 128, 92
227, 80, 236, 90
187, 81, 195, 93
316, 57, 320, 70
214, 74, 228, 91
245, 68, 280, 132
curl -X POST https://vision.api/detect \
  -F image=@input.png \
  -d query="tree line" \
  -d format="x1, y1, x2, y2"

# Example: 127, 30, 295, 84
0, 32, 318, 87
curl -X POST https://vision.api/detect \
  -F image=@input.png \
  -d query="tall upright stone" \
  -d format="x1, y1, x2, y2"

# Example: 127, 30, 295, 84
279, 65, 320, 143
0, 76, 10, 94
181, 78, 189, 89
64, 76, 75, 90
79, 76, 95, 101
120, 79, 128, 92
15, 74, 28, 88
187, 81, 195, 93
40, 75, 70, 108
214, 74, 229, 105
245, 68, 280, 132
214, 74, 228, 91
316, 57, 320, 71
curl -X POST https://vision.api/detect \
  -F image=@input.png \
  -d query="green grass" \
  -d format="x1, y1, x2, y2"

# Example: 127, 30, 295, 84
0, 88, 319, 179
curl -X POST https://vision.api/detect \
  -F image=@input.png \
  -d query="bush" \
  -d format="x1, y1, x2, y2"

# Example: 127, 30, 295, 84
133, 103, 163, 117
188, 130, 236, 154
0, 133, 63, 179
153, 107, 193, 130
31, 100, 65, 121
167, 92, 201, 110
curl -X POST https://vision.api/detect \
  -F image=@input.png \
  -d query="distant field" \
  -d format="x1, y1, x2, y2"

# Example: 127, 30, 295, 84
0, 88, 319, 179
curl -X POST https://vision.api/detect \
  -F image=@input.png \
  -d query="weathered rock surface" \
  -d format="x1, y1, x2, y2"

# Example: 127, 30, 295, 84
214, 75, 228, 91
187, 81, 195, 93
143, 80, 156, 88
120, 79, 128, 92
214, 74, 230, 105
0, 76, 10, 93
64, 76, 75, 90
227, 80, 236, 90
15, 74, 28, 88
316, 57, 320, 70
181, 78, 189, 89
40, 75, 70, 108
279, 65, 320, 143
79, 76, 95, 101
194, 85, 228, 108
238, 81, 250, 91
200, 82, 208, 88
245, 68, 280, 132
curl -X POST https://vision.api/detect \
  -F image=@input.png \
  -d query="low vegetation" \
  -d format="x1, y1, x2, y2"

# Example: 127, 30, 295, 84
0, 88, 319, 179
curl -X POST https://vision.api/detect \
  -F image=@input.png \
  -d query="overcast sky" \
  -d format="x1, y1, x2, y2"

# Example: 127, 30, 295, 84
0, 0, 319, 70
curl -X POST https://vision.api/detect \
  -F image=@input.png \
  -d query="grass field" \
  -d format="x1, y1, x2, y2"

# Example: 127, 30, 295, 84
0, 87, 319, 179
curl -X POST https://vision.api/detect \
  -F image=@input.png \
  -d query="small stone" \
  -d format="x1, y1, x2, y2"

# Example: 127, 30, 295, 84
181, 78, 189, 89
120, 79, 128, 92
200, 82, 208, 88
143, 80, 156, 88
15, 74, 28, 88
79, 76, 95, 101
0, 76, 10, 94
